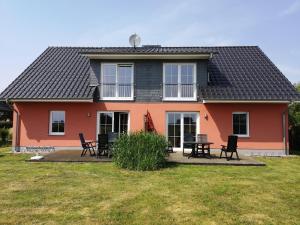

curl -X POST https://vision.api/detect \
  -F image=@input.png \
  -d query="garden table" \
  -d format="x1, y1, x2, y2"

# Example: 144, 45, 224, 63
183, 141, 214, 158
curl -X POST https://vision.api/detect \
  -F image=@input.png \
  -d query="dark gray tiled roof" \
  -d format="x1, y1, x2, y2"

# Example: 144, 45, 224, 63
0, 46, 299, 101
201, 46, 300, 101
0, 47, 96, 100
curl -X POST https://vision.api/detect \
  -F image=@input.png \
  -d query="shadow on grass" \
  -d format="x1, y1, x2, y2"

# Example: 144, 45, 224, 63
165, 162, 179, 168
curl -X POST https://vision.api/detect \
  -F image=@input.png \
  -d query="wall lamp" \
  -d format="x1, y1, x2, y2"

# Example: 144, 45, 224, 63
204, 113, 208, 120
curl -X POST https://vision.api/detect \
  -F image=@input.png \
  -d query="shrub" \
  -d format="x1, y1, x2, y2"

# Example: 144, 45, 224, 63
0, 121, 13, 129
289, 124, 300, 153
0, 128, 9, 143
113, 131, 168, 171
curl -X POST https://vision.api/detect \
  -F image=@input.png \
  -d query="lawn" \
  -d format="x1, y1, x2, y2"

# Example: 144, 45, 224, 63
0, 147, 299, 225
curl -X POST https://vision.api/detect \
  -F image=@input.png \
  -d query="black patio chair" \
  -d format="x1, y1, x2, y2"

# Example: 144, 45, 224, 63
97, 134, 108, 158
108, 132, 118, 143
220, 135, 239, 160
107, 132, 119, 157
79, 133, 96, 157
166, 141, 174, 153
196, 134, 210, 156
197, 134, 208, 143
183, 133, 195, 156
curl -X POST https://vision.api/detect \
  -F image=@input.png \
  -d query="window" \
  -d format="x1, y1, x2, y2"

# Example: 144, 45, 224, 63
163, 63, 196, 100
101, 63, 134, 100
232, 112, 249, 137
49, 111, 65, 135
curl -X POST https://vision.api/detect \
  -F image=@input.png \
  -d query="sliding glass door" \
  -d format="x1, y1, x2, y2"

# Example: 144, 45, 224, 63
99, 112, 113, 134
183, 113, 197, 143
167, 113, 181, 148
118, 112, 129, 134
98, 112, 129, 136
167, 112, 199, 149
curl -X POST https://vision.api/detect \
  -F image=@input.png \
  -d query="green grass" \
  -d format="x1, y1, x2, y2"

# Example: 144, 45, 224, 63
0, 147, 299, 225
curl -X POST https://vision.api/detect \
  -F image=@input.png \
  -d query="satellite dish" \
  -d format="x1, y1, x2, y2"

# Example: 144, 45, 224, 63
129, 33, 141, 48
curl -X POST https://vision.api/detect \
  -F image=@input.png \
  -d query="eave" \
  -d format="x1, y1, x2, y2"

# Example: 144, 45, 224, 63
202, 100, 291, 104
5, 98, 94, 103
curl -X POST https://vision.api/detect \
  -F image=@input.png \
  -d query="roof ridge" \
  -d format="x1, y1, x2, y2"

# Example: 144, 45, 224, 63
48, 45, 259, 49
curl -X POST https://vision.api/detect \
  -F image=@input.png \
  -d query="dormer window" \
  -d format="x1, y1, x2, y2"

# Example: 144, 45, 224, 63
163, 63, 197, 101
101, 63, 134, 100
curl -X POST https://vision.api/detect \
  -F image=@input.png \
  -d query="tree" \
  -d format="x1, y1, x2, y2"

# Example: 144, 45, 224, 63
289, 83, 300, 152
289, 83, 300, 126
0, 106, 12, 129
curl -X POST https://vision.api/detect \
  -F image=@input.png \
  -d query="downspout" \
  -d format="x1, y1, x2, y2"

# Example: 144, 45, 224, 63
282, 108, 288, 155
6, 99, 20, 152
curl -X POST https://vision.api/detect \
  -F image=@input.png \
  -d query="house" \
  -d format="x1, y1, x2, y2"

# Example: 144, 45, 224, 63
0, 45, 299, 155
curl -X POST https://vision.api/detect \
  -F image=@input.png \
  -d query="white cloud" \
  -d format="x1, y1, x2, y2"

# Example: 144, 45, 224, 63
280, 1, 300, 16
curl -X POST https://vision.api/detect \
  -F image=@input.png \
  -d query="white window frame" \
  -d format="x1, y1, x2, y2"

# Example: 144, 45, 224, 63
232, 112, 249, 137
163, 63, 197, 101
49, 111, 65, 136
100, 63, 134, 100
96, 111, 130, 140
165, 112, 200, 150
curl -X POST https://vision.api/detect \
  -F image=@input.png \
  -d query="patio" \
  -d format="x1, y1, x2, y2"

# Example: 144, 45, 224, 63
27, 150, 265, 166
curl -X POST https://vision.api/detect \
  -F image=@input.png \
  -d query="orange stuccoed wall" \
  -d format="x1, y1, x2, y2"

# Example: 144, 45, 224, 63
13, 102, 289, 152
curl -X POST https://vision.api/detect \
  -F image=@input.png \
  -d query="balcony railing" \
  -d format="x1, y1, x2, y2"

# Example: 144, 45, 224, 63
102, 84, 116, 97
101, 83, 133, 98
101, 83, 196, 100
181, 84, 195, 98
164, 83, 196, 99
118, 84, 132, 97
164, 84, 178, 98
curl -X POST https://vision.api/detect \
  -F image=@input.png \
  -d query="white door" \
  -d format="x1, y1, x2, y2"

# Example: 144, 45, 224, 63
166, 112, 199, 150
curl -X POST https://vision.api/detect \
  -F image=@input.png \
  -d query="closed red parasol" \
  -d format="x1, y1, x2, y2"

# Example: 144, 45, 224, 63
144, 110, 156, 132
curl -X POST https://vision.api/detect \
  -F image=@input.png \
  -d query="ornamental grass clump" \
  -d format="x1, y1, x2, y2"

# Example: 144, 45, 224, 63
113, 131, 168, 171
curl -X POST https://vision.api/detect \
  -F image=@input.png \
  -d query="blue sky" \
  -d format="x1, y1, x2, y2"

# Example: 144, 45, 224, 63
0, 0, 299, 92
